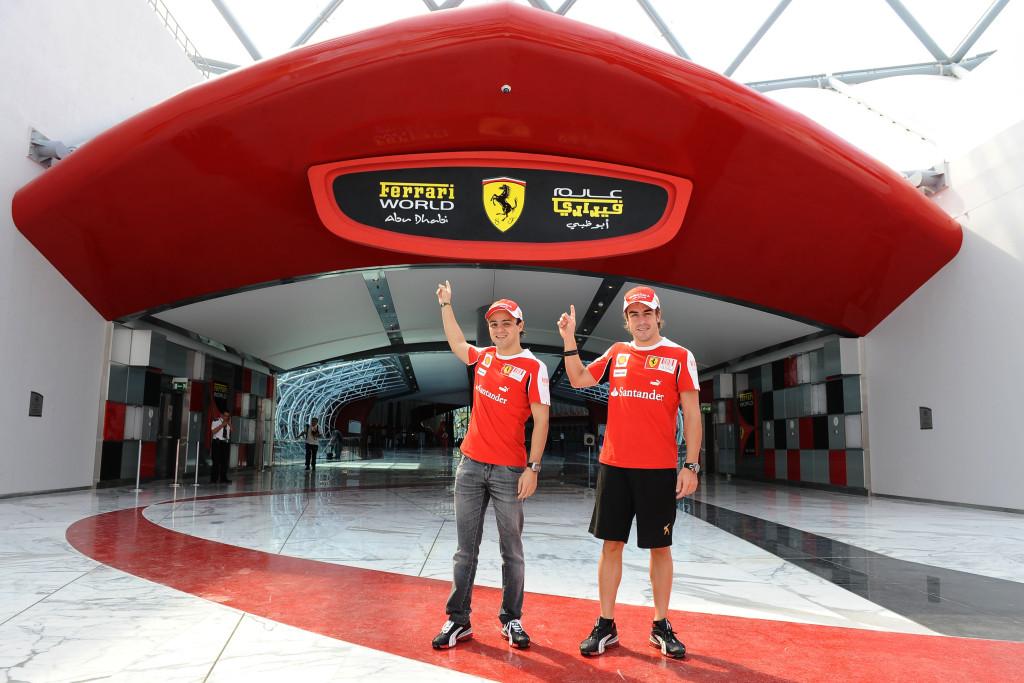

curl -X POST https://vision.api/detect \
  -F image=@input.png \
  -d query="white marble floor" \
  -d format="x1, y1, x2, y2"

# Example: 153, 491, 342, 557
692, 480, 1024, 583
2, 460, 1022, 682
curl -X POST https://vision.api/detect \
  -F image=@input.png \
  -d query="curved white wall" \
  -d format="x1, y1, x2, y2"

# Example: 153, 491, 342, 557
866, 118, 1024, 510
0, 1, 201, 496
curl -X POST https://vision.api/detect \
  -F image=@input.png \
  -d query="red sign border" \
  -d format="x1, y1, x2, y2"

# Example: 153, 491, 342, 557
308, 151, 693, 260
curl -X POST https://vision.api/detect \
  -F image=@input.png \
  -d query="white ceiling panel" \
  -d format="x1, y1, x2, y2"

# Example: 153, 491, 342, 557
388, 267, 602, 351
388, 268, 496, 346
493, 270, 603, 352
155, 272, 389, 369
582, 283, 821, 370
410, 353, 471, 400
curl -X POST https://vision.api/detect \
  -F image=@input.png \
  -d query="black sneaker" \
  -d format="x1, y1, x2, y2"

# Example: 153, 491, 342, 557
431, 620, 472, 649
579, 617, 618, 656
650, 618, 686, 658
501, 618, 530, 649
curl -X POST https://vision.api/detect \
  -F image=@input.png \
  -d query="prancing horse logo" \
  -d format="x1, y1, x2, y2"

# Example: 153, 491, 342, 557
482, 177, 526, 232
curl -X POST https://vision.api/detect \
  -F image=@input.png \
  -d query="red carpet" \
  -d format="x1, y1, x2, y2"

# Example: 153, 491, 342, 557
66, 498, 1024, 682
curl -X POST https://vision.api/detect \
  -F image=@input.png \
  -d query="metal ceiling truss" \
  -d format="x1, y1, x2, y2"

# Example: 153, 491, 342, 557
363, 270, 404, 346
287, 341, 586, 373
635, 0, 689, 60
275, 356, 411, 439
724, 0, 791, 77
553, 374, 609, 404
148, 0, 213, 78
210, 0, 262, 60
293, 0, 346, 48
748, 52, 994, 93
182, 0, 1008, 96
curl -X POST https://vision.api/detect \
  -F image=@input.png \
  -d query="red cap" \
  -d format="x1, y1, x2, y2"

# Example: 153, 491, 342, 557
622, 286, 660, 311
485, 299, 523, 321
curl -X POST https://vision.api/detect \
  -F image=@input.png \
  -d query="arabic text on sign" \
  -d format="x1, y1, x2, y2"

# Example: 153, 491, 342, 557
553, 198, 624, 218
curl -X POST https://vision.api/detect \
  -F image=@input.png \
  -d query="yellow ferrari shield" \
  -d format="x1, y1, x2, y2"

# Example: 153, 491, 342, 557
482, 177, 525, 232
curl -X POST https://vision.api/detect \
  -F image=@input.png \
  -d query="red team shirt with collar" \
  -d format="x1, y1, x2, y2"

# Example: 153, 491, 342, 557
460, 345, 551, 467
586, 338, 699, 469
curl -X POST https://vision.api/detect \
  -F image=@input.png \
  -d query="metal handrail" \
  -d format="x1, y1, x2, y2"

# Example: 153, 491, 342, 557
147, 0, 213, 79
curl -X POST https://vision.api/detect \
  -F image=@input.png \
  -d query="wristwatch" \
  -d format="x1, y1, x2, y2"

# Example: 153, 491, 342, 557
682, 462, 701, 474
527, 462, 542, 472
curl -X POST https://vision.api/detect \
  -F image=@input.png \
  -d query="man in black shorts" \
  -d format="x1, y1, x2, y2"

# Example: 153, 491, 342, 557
557, 286, 702, 659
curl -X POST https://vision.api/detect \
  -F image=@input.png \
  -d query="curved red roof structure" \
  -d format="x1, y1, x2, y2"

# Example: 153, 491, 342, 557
12, 3, 960, 335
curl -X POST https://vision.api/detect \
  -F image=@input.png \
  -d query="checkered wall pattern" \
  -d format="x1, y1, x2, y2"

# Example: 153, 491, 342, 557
709, 339, 866, 490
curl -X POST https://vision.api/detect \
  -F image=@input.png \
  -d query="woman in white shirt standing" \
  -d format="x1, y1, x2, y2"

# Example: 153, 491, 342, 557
304, 417, 322, 471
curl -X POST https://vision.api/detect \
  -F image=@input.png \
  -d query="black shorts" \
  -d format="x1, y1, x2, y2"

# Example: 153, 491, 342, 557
589, 464, 677, 548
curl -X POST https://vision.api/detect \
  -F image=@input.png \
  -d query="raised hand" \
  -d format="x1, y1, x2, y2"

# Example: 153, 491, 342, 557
557, 304, 577, 343
436, 279, 452, 306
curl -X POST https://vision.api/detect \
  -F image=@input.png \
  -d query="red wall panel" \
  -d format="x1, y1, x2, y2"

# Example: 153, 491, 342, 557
190, 381, 205, 411
787, 449, 800, 481
829, 449, 847, 486
784, 357, 798, 388
140, 441, 157, 479
104, 401, 126, 442
799, 417, 814, 449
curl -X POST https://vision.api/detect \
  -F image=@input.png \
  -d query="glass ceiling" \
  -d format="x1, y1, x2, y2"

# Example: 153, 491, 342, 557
155, 0, 1023, 173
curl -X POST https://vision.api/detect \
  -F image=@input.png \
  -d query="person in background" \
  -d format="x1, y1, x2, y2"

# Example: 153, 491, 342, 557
303, 417, 322, 471
210, 409, 232, 484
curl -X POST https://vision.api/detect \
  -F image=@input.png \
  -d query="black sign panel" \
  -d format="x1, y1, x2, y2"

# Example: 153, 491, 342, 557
29, 391, 44, 417
331, 167, 668, 243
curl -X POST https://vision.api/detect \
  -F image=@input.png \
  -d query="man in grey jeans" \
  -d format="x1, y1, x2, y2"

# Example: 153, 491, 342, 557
432, 281, 550, 650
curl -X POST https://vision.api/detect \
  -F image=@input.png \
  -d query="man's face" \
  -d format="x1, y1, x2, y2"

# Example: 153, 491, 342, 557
487, 310, 521, 350
625, 303, 661, 344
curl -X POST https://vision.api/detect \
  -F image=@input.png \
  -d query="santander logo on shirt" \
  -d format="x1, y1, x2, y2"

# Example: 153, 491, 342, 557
476, 384, 509, 404
609, 387, 665, 401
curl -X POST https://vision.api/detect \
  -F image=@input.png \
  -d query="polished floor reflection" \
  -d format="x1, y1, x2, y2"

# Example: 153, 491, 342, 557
2, 448, 1023, 682
685, 489, 1024, 640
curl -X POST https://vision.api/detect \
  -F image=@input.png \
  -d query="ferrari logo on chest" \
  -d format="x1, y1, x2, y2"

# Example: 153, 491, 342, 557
482, 177, 526, 232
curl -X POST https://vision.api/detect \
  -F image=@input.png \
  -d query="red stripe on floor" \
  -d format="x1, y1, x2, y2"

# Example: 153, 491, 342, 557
66, 499, 1024, 682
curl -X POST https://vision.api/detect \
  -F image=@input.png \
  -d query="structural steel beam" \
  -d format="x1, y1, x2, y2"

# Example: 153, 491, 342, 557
556, 0, 578, 15
635, 0, 690, 60
292, 0, 345, 48
210, 0, 262, 61
194, 56, 239, 75
746, 52, 993, 92
885, 0, 949, 63
724, 0, 791, 77
951, 0, 1009, 63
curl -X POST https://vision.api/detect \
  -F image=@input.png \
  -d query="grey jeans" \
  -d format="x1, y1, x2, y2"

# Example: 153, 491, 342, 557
445, 455, 525, 625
